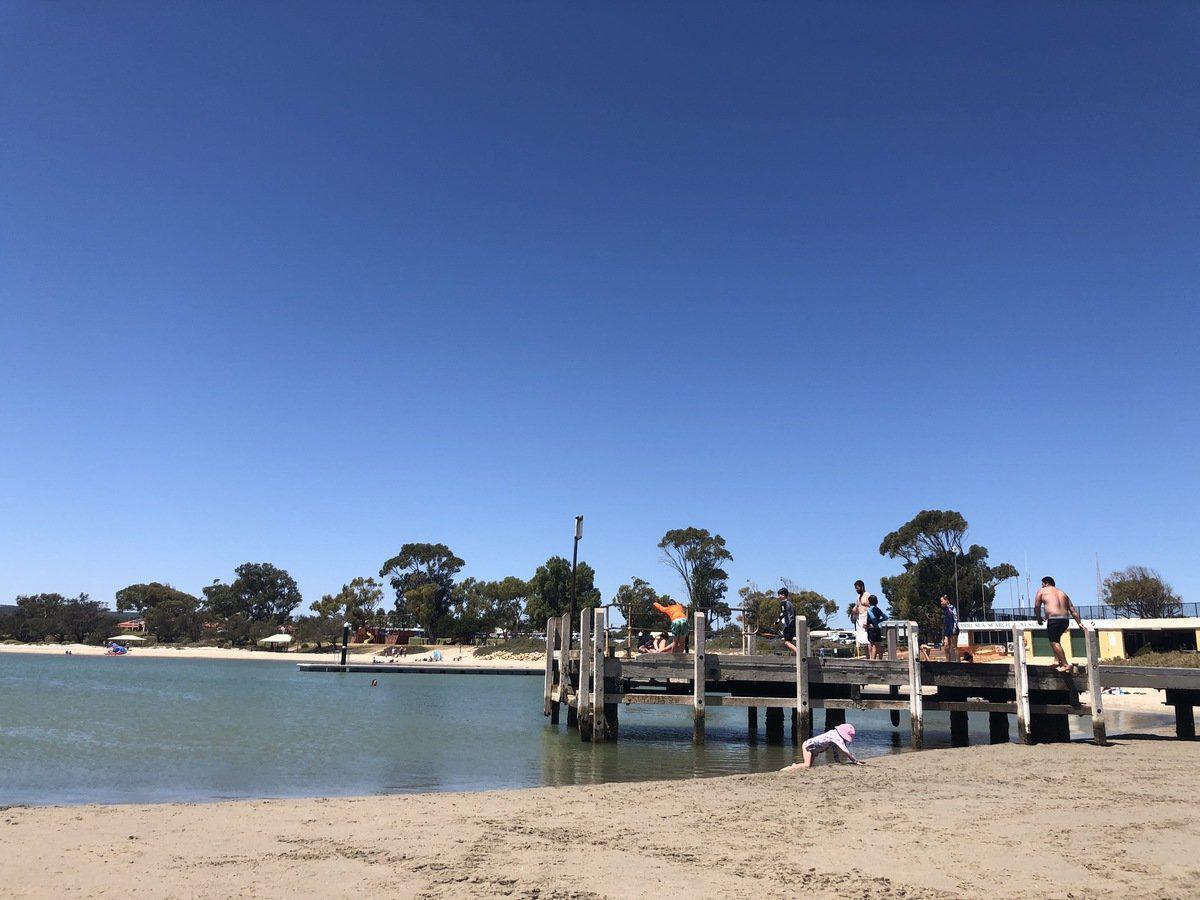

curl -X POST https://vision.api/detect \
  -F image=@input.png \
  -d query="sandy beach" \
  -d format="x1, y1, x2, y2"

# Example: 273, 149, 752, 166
3, 739, 1197, 899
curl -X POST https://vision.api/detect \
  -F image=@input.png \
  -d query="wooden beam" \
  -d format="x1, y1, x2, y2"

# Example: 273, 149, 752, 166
1084, 627, 1106, 746
693, 611, 706, 745
1098, 665, 1200, 691
1175, 704, 1196, 740
795, 618, 812, 742
592, 607, 607, 741
543, 616, 557, 718
906, 621, 923, 748
578, 608, 592, 741
1013, 625, 1032, 744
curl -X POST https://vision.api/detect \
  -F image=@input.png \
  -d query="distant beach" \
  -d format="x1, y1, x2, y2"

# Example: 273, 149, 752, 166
3, 740, 1197, 899
0, 641, 539, 670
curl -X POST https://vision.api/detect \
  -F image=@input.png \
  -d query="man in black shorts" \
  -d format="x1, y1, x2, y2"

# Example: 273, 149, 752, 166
865, 595, 885, 659
1034, 576, 1084, 672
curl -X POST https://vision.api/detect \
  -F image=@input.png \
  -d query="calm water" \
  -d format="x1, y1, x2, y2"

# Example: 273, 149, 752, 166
0, 654, 1171, 805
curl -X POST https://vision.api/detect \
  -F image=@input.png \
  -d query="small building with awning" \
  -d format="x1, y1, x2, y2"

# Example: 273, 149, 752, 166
257, 633, 294, 651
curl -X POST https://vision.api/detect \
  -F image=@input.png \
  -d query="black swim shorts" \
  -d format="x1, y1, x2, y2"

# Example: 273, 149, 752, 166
1046, 617, 1070, 643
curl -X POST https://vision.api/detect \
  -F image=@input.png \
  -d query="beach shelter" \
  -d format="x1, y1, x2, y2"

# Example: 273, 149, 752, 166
106, 635, 147, 642
258, 633, 293, 651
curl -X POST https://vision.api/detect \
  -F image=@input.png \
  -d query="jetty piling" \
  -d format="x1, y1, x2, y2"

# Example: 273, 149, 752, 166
578, 608, 593, 741
592, 607, 607, 741
693, 611, 706, 744
795, 618, 812, 743
1084, 627, 1106, 746
1013, 626, 1032, 744
558, 615, 573, 727
543, 616, 559, 719
906, 623, 924, 748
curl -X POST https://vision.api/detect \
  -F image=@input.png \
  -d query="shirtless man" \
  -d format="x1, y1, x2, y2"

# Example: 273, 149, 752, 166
1034, 576, 1084, 672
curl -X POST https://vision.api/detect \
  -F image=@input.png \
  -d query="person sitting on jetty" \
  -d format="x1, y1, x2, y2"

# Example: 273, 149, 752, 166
939, 595, 960, 662
651, 597, 689, 653
636, 630, 654, 653
783, 723, 864, 769
1034, 576, 1085, 673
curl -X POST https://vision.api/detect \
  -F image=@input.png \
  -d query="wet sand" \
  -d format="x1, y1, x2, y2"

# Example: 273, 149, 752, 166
3, 738, 1197, 898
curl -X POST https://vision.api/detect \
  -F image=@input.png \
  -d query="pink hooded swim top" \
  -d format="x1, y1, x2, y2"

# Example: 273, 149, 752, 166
835, 723, 856, 742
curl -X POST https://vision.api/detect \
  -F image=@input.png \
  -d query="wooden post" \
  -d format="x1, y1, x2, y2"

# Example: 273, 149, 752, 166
1084, 627, 1106, 746
989, 711, 1009, 744
887, 625, 900, 728
1013, 626, 1032, 744
906, 622, 923, 748
578, 608, 593, 741
1175, 703, 1196, 740
795, 619, 812, 742
558, 615, 573, 727
949, 702, 969, 747
824, 707, 846, 731
693, 611, 706, 744
765, 707, 784, 743
543, 617, 558, 718
592, 608, 607, 742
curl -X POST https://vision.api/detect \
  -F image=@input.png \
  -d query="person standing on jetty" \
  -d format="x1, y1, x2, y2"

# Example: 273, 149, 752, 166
865, 595, 886, 659
853, 580, 871, 657
651, 597, 689, 653
1034, 576, 1085, 673
777, 587, 798, 653
940, 595, 960, 662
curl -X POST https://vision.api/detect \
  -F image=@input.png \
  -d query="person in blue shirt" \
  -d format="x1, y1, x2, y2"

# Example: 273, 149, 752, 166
939, 595, 960, 662
865, 595, 886, 659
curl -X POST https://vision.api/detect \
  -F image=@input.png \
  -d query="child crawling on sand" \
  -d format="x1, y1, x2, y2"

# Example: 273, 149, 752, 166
782, 723, 864, 770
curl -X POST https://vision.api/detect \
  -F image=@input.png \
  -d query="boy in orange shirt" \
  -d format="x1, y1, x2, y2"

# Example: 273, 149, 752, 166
652, 598, 689, 653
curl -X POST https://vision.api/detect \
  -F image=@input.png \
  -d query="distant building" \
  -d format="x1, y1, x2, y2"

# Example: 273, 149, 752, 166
960, 617, 1200, 662
116, 618, 147, 633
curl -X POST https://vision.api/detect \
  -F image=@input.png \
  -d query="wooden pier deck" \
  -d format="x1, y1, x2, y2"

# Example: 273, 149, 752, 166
544, 610, 1200, 746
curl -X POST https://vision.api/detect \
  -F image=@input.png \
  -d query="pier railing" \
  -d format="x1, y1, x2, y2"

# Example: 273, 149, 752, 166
542, 611, 1200, 748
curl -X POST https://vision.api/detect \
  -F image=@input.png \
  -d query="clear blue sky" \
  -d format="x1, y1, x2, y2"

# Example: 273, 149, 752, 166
2, 3, 1197, 624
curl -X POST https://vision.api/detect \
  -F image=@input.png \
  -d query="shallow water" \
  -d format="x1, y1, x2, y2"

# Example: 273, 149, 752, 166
0, 653, 1172, 805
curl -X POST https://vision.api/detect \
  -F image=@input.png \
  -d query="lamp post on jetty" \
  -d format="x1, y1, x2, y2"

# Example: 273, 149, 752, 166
563, 516, 584, 729
567, 516, 584, 648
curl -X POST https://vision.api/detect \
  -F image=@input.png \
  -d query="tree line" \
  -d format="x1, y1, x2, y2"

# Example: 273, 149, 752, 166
0, 512, 1186, 646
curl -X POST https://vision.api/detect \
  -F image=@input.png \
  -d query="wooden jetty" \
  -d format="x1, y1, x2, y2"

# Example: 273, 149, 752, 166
544, 609, 1200, 746
298, 662, 541, 675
